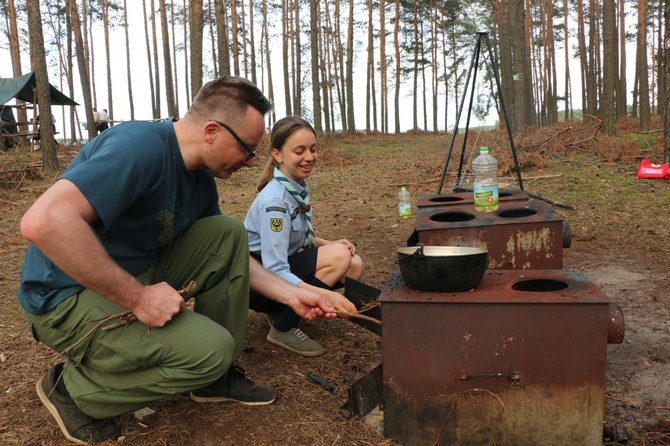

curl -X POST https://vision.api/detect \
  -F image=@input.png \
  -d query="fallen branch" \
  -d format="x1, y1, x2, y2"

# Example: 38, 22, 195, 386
525, 190, 575, 210
499, 174, 562, 182
605, 394, 640, 406
536, 127, 573, 153
334, 310, 381, 325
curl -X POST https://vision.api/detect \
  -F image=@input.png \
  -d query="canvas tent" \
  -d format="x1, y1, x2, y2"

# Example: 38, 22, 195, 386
0, 72, 78, 150
0, 71, 78, 106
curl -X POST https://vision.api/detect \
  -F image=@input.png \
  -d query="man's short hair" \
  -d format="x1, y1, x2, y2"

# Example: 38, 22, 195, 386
190, 76, 273, 122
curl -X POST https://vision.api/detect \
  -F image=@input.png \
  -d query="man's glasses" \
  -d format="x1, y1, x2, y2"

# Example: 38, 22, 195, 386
209, 119, 258, 162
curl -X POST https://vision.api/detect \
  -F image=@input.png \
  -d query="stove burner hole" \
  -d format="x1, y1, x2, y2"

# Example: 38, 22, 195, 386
499, 208, 537, 218
429, 196, 463, 203
429, 211, 476, 222
512, 279, 569, 292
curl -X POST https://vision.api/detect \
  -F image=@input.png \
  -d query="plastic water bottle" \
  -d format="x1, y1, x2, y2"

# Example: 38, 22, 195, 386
398, 186, 411, 218
472, 147, 499, 212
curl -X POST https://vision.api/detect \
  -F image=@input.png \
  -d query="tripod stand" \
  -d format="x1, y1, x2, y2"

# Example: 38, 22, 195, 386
437, 32, 524, 194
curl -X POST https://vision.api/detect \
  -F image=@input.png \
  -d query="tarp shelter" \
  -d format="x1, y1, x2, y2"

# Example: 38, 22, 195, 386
0, 71, 79, 106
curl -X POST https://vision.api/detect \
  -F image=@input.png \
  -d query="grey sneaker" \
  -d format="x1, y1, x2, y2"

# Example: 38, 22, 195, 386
190, 365, 277, 406
267, 326, 326, 357
36, 363, 119, 444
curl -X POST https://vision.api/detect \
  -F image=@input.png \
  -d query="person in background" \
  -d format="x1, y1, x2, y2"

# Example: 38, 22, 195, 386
244, 116, 364, 357
96, 108, 109, 132
91, 107, 99, 131
17, 77, 336, 444
33, 113, 57, 145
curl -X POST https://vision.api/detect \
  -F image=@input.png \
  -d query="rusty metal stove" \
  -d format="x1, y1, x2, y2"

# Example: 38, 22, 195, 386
412, 199, 570, 269
377, 268, 624, 446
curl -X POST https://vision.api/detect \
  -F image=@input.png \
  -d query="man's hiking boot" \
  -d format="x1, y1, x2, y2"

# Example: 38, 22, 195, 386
36, 363, 119, 444
267, 326, 326, 357
190, 365, 277, 405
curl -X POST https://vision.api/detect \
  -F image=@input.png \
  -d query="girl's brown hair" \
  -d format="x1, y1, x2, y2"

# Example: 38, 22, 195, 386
257, 116, 316, 191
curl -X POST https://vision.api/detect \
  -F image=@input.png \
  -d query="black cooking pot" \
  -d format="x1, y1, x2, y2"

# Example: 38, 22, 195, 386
397, 244, 488, 292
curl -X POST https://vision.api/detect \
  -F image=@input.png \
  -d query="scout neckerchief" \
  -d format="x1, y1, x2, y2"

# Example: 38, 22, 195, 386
274, 166, 316, 248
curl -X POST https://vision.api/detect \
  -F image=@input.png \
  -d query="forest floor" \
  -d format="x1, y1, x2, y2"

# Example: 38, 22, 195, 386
1, 118, 670, 445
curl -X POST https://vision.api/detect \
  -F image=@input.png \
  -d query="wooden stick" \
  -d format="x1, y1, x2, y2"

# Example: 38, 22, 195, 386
524, 190, 576, 210
334, 310, 381, 325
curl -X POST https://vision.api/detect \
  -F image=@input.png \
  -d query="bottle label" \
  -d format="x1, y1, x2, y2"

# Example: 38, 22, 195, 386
399, 204, 411, 218
473, 185, 499, 208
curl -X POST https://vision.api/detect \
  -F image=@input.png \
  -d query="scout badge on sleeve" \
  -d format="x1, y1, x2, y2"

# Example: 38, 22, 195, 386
270, 218, 283, 232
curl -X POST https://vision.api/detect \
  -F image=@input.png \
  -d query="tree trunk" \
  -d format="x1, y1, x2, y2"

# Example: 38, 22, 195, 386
249, 0, 257, 85
326, 0, 345, 131
84, 0, 95, 110
587, 0, 598, 116
7, 0, 27, 130
261, 0, 276, 124
366, 0, 377, 132
171, 0, 180, 115
230, 0, 240, 75
282, 0, 292, 116
544, 0, 557, 124
637, 0, 651, 131
102, 0, 114, 125
412, 0, 418, 131
68, 0, 96, 142
316, 4, 331, 133
563, 0, 572, 120
124, 0, 135, 120
310, 0, 322, 134
293, 0, 301, 115
27, 0, 56, 168
617, 0, 627, 118
215, 0, 230, 76
183, 0, 191, 107
577, 0, 588, 117
664, 0, 670, 163
67, 4, 78, 141
240, 0, 249, 78
159, 0, 177, 117
601, 0, 617, 135
142, 0, 157, 117
208, 0, 218, 77
657, 1, 665, 117
346, 0, 355, 133
430, 1, 438, 132
189, 0, 204, 97
151, 0, 162, 118
393, 0, 400, 134
380, 0, 387, 133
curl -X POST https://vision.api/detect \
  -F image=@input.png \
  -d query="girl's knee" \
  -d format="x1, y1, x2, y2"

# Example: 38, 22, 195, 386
348, 254, 364, 280
331, 243, 353, 264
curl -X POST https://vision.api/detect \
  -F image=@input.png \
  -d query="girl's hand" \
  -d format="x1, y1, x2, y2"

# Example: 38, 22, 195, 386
333, 239, 356, 256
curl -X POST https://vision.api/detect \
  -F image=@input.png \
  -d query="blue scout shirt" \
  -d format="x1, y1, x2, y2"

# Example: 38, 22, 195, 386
18, 119, 220, 315
244, 177, 312, 286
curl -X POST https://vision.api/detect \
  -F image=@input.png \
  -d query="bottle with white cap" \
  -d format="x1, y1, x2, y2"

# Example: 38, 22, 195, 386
472, 146, 499, 212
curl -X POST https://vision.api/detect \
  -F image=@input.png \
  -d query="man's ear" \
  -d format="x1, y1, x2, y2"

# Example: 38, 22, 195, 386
204, 121, 218, 144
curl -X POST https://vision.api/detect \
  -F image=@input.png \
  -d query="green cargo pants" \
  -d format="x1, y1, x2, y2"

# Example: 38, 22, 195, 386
25, 215, 250, 418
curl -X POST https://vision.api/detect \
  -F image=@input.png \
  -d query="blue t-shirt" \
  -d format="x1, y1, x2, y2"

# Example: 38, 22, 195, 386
244, 177, 311, 286
18, 119, 221, 314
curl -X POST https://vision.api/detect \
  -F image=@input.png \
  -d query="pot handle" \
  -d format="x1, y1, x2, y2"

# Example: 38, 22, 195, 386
395, 243, 425, 264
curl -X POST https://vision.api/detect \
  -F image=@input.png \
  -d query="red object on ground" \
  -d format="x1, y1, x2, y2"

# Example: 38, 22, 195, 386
636, 159, 670, 180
